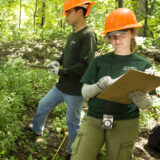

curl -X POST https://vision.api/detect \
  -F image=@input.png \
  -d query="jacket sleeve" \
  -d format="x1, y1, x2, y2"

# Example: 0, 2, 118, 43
55, 52, 64, 66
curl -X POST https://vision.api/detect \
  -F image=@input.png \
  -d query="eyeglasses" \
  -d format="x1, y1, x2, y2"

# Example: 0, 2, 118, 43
109, 31, 128, 41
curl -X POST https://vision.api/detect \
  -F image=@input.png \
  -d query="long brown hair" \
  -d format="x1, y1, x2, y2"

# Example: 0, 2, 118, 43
130, 28, 137, 52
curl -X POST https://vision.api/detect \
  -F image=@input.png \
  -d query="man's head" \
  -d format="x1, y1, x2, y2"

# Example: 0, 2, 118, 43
63, 0, 94, 18
65, 6, 87, 25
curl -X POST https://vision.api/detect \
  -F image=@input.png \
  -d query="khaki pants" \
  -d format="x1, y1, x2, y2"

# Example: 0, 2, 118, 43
71, 116, 139, 160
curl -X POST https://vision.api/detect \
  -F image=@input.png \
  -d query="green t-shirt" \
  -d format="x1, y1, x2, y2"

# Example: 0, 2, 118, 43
56, 26, 97, 96
81, 52, 155, 120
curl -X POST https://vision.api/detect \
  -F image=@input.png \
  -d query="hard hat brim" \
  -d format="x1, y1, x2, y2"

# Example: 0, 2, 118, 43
106, 30, 128, 37
101, 24, 143, 35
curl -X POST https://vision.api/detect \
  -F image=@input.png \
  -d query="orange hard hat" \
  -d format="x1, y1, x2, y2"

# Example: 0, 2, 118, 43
63, 0, 95, 17
102, 8, 142, 35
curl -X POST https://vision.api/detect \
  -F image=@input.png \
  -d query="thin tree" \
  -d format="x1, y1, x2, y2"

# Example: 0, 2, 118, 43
144, 0, 148, 36
117, 0, 124, 8
34, 0, 38, 27
19, 0, 22, 29
41, 0, 46, 27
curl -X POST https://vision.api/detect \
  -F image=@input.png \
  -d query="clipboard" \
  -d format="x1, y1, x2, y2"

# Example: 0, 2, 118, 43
28, 65, 51, 70
97, 69, 160, 104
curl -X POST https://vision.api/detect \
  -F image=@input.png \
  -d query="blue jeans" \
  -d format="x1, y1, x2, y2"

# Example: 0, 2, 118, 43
32, 86, 84, 154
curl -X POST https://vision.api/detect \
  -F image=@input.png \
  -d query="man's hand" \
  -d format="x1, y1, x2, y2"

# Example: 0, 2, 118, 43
51, 66, 59, 75
128, 91, 152, 109
47, 61, 60, 68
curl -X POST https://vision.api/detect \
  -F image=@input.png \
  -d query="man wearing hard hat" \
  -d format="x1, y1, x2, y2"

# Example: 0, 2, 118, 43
29, 0, 97, 159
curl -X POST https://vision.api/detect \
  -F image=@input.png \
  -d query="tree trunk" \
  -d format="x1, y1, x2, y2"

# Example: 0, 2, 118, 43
144, 0, 148, 36
41, 0, 46, 27
19, 0, 22, 29
118, 0, 124, 8
34, 0, 38, 27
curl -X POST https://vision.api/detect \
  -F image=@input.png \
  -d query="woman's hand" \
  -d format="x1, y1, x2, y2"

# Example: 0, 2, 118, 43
97, 76, 121, 90
128, 91, 152, 109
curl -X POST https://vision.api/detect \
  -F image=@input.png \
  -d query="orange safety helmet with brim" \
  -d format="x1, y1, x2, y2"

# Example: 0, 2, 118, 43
102, 8, 142, 35
63, 0, 95, 17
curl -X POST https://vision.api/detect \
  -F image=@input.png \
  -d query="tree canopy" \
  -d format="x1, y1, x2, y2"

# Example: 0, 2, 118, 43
0, 0, 159, 46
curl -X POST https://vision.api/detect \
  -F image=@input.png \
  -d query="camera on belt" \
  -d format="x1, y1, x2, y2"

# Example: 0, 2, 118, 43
102, 114, 113, 129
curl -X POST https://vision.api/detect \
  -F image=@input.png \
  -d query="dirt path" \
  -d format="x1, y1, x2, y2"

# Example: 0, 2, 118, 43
16, 106, 69, 160
134, 128, 160, 160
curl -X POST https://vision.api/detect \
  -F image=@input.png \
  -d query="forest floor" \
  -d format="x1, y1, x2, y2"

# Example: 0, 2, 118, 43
1, 40, 160, 160
16, 105, 160, 160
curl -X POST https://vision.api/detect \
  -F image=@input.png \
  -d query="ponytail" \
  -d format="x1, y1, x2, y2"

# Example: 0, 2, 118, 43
130, 28, 137, 52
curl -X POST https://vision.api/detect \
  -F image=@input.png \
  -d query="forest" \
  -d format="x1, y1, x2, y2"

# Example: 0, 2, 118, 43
0, 0, 160, 160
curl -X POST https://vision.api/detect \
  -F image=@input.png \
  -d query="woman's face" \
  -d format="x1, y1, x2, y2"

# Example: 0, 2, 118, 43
109, 30, 134, 54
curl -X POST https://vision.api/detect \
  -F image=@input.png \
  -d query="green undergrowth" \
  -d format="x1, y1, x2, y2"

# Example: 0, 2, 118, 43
0, 57, 57, 158
0, 56, 160, 159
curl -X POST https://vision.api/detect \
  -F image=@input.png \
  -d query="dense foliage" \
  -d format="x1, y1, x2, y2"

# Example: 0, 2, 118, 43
0, 0, 160, 46
0, 57, 57, 158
